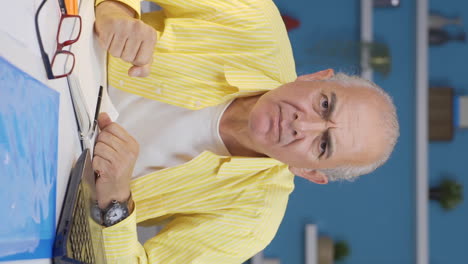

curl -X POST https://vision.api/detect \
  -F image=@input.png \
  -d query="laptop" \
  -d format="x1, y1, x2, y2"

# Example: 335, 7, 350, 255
53, 148, 107, 264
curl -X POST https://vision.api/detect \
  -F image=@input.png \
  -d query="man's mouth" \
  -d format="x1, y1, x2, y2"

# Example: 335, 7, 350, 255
277, 105, 282, 144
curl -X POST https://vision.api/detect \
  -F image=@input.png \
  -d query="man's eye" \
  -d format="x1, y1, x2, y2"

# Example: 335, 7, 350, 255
319, 140, 327, 155
321, 96, 329, 110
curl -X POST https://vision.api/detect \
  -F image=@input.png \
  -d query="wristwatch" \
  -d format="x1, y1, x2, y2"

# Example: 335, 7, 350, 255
91, 201, 104, 225
103, 200, 129, 227
91, 195, 133, 227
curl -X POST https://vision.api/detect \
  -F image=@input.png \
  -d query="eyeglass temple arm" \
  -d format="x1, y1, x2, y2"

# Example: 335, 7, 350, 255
34, 0, 55, 79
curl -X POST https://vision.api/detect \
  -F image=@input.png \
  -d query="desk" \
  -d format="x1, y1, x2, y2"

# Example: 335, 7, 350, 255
0, 0, 108, 262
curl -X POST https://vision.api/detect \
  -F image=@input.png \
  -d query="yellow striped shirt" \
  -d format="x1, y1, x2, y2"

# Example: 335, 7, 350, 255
95, 0, 297, 262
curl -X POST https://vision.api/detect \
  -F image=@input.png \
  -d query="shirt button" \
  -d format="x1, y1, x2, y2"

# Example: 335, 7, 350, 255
194, 101, 201, 108
155, 87, 162, 95
119, 80, 124, 87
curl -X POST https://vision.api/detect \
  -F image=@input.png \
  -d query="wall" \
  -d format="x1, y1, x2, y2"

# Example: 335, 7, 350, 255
260, 0, 468, 263
428, 0, 468, 263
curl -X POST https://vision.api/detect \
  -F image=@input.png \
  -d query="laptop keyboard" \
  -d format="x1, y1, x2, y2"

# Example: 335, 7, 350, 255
69, 187, 96, 264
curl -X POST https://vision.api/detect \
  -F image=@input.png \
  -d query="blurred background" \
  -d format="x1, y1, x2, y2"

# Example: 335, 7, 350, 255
246, 0, 468, 263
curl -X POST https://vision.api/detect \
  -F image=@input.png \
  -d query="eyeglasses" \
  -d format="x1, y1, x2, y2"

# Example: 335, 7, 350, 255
34, 0, 82, 79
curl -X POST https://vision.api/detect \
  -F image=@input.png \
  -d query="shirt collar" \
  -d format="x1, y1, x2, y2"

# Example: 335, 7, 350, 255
223, 64, 283, 94
217, 154, 286, 178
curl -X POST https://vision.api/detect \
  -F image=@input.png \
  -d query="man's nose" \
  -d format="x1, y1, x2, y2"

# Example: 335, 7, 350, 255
292, 113, 332, 137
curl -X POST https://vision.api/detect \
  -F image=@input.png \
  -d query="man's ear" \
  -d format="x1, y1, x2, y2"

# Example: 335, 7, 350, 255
289, 166, 329, 184
296, 69, 335, 81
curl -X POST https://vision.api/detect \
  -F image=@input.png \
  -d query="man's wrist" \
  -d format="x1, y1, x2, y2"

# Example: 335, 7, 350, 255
97, 187, 132, 209
97, 190, 131, 209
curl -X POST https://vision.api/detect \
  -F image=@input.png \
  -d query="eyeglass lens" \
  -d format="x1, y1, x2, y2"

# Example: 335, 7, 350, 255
51, 52, 75, 77
58, 16, 81, 44
51, 16, 81, 78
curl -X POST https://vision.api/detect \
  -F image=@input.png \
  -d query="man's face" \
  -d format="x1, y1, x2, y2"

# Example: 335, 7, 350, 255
248, 78, 388, 174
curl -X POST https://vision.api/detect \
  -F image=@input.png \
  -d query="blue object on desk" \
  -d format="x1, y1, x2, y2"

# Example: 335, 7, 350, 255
0, 57, 59, 261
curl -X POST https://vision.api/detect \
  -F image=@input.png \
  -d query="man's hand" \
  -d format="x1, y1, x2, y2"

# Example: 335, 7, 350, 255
93, 113, 139, 209
95, 1, 157, 77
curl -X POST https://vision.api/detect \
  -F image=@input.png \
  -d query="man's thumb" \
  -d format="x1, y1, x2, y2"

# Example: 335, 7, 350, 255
128, 64, 151, 77
97, 112, 112, 130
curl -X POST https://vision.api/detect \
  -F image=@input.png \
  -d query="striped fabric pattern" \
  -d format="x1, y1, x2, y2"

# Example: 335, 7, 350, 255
95, 0, 296, 109
102, 152, 295, 263
94, 0, 298, 262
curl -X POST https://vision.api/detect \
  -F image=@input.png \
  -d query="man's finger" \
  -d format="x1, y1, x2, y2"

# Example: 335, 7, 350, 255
92, 155, 114, 178
108, 34, 128, 59
94, 25, 108, 50
98, 112, 113, 130
94, 141, 120, 164
99, 121, 134, 144
102, 33, 114, 51
128, 63, 151, 77
121, 37, 141, 64
96, 131, 126, 154
133, 40, 154, 67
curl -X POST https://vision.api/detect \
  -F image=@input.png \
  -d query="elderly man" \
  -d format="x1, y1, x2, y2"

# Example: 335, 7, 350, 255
92, 0, 399, 263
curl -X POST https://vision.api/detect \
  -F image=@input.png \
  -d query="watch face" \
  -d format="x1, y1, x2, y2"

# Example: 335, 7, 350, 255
104, 202, 129, 226
108, 207, 124, 222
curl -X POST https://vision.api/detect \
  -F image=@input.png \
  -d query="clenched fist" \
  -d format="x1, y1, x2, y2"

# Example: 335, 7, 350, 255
95, 1, 157, 77
93, 113, 139, 209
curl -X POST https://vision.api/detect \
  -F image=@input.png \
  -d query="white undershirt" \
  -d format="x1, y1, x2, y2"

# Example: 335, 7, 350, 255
108, 86, 231, 178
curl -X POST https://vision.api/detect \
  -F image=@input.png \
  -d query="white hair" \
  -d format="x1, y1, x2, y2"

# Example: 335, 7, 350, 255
320, 72, 400, 182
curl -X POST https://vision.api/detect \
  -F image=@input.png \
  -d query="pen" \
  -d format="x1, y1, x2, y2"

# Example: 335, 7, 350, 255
93, 86, 104, 178
92, 86, 103, 134
63, 0, 78, 15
